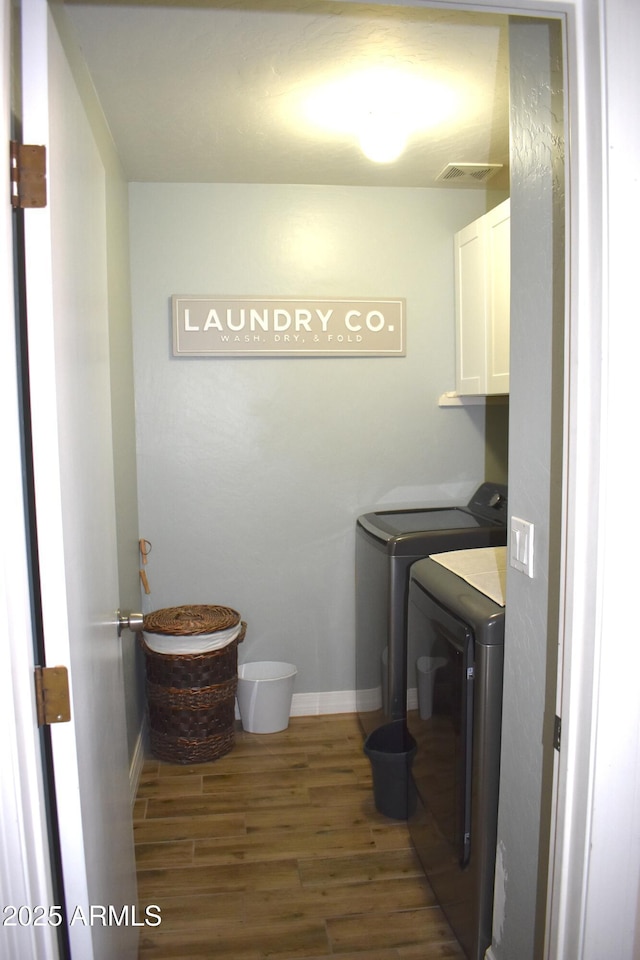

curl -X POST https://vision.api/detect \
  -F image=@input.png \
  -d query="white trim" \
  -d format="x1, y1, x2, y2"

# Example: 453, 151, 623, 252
568, 5, 640, 959
290, 690, 358, 716
235, 689, 358, 720
129, 720, 148, 806
256, 687, 420, 718
1, 1, 58, 955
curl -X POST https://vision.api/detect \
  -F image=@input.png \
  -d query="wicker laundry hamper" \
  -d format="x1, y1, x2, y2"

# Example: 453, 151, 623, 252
140, 605, 246, 764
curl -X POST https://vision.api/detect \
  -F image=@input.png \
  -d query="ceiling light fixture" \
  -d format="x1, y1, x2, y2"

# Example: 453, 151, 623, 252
358, 110, 407, 164
303, 67, 457, 164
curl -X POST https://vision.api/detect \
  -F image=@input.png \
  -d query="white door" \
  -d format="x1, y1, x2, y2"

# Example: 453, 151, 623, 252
20, 0, 137, 957
454, 215, 486, 395
1, 1, 60, 957
484, 199, 510, 395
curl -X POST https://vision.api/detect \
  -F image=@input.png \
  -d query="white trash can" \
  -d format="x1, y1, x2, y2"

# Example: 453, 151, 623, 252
237, 661, 297, 733
416, 655, 447, 720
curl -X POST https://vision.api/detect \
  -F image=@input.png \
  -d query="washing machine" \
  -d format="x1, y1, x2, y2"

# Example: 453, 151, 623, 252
355, 482, 507, 737
406, 547, 506, 960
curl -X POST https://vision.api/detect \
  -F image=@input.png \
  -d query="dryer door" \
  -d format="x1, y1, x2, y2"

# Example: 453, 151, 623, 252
407, 581, 474, 868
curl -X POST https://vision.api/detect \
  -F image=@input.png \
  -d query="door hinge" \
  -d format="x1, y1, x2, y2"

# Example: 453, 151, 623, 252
34, 666, 71, 726
553, 714, 561, 752
10, 141, 47, 209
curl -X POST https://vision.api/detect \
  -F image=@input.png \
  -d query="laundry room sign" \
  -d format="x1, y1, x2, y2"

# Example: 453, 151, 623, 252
171, 296, 405, 357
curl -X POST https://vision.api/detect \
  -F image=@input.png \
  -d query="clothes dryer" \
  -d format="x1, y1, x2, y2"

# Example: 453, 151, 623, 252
406, 549, 506, 960
355, 483, 507, 737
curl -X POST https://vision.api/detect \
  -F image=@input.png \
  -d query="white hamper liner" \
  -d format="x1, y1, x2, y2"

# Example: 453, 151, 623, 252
237, 661, 297, 734
143, 621, 243, 655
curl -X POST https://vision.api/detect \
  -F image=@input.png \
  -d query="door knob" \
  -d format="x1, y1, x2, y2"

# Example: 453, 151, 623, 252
117, 610, 144, 636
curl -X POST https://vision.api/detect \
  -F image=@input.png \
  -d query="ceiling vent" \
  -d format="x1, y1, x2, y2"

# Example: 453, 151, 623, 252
436, 162, 504, 185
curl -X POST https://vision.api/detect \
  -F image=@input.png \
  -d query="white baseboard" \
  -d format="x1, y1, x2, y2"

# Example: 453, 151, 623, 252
292, 688, 418, 715
235, 688, 420, 720
234, 689, 358, 720
290, 689, 358, 716
129, 718, 147, 807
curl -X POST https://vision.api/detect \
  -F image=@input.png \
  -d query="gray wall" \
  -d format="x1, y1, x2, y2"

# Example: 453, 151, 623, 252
129, 182, 498, 695
490, 17, 565, 959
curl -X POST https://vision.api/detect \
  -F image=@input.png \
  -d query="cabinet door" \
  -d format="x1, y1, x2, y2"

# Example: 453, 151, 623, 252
485, 200, 510, 394
454, 199, 510, 397
454, 217, 487, 395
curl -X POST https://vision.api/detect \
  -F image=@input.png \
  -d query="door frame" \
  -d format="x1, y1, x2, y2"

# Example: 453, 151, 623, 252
13, 0, 139, 956
2, 0, 637, 958
1, 0, 60, 956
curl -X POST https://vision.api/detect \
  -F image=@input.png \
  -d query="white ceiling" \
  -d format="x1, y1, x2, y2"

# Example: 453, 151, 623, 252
63, 0, 510, 188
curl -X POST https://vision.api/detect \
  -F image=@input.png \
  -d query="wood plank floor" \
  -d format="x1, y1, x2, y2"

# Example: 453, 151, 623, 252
134, 713, 465, 960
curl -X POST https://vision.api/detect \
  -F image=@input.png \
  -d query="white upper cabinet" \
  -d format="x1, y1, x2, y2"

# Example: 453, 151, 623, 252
454, 198, 510, 396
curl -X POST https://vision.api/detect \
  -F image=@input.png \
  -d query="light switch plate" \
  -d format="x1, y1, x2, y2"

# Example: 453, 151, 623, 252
510, 516, 535, 578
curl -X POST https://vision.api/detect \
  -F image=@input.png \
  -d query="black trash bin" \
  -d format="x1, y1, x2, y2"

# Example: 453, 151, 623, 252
364, 720, 417, 820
